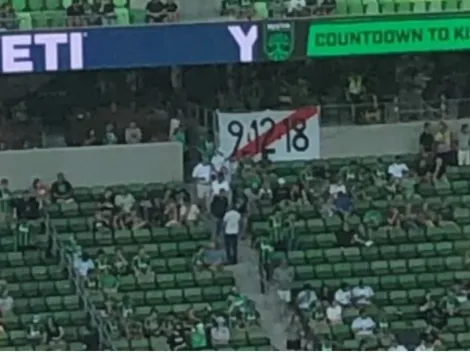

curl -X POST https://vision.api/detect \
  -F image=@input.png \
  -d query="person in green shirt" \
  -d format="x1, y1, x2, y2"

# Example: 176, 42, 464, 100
15, 219, 31, 251
400, 170, 419, 200
170, 127, 187, 149
268, 207, 283, 246
191, 322, 207, 348
132, 247, 152, 277
363, 209, 383, 229
0, 178, 13, 222
100, 268, 119, 297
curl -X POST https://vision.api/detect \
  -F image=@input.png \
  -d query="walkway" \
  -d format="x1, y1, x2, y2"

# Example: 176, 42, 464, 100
226, 240, 288, 350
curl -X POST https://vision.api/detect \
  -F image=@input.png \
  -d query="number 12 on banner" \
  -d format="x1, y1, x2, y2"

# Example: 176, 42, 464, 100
217, 107, 321, 162
228, 117, 309, 156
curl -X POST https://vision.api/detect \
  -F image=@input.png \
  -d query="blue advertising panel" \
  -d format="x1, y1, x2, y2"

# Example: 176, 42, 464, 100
0, 22, 259, 73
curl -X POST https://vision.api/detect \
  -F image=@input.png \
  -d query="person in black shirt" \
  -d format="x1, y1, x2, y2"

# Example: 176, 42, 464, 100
210, 189, 228, 238
14, 191, 40, 220
416, 157, 431, 182
66, 0, 85, 26
273, 178, 290, 204
145, 0, 167, 23
50, 173, 74, 203
419, 122, 435, 154
167, 323, 187, 351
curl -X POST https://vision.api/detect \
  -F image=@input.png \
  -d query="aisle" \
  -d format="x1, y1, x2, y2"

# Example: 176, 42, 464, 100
225, 239, 288, 351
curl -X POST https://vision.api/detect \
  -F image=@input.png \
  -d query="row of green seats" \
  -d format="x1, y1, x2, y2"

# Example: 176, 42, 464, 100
4, 310, 87, 330
13, 294, 80, 314
294, 256, 464, 279
12, 0, 128, 11
9, 279, 74, 297
334, 0, 467, 14
0, 327, 89, 347
0, 250, 55, 267
287, 240, 470, 265
0, 265, 65, 282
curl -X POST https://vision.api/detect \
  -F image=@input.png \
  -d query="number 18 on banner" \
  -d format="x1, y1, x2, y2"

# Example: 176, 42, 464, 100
217, 106, 321, 162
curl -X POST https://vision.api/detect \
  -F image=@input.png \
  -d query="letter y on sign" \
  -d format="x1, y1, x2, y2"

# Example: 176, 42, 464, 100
228, 25, 258, 63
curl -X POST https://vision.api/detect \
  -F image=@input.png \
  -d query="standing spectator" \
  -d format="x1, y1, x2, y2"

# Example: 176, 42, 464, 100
125, 122, 142, 144
272, 259, 294, 315
191, 161, 212, 213
0, 178, 13, 223
145, 0, 167, 23
285, 314, 302, 350
458, 124, 470, 166
222, 206, 241, 264
210, 189, 228, 238
435, 121, 452, 165
211, 172, 230, 197
419, 122, 434, 154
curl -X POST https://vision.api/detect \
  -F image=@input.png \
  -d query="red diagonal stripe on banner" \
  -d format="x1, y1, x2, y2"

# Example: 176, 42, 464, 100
233, 106, 318, 160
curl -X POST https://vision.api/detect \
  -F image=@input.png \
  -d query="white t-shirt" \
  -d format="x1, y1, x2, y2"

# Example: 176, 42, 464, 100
74, 258, 95, 276
288, 0, 306, 12
115, 193, 135, 213
0, 296, 13, 312
334, 289, 351, 306
211, 326, 230, 345
351, 316, 376, 335
415, 343, 432, 351
223, 210, 241, 235
297, 290, 317, 310
389, 345, 408, 351
211, 154, 229, 173
352, 285, 374, 305
326, 305, 342, 323
388, 163, 409, 178
192, 163, 212, 183
212, 180, 230, 195
180, 204, 200, 221
329, 183, 347, 197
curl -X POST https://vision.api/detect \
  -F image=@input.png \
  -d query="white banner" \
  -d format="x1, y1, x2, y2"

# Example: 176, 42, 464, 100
217, 107, 320, 161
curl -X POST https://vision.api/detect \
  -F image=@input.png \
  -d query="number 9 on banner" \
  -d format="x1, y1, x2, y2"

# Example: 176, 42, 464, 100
217, 107, 321, 162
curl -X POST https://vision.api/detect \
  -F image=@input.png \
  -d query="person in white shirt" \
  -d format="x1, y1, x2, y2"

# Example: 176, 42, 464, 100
211, 149, 230, 175
192, 159, 212, 209
287, 0, 306, 13
389, 340, 408, 351
415, 339, 434, 351
115, 191, 136, 214
211, 172, 230, 197
351, 310, 376, 337
223, 207, 241, 264
352, 280, 374, 305
296, 284, 317, 312
326, 300, 343, 325
210, 316, 230, 346
334, 283, 352, 306
124, 121, 142, 144
388, 156, 409, 179
329, 178, 347, 198
73, 252, 95, 277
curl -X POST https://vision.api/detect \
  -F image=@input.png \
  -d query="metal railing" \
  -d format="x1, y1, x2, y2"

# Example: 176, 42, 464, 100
45, 212, 116, 350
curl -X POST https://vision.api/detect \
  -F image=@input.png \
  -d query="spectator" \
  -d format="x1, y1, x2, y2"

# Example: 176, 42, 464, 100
458, 124, 470, 166
86, 269, 99, 290
168, 322, 187, 350
435, 121, 452, 164
431, 156, 448, 185
144, 308, 161, 337
319, 284, 334, 304
334, 191, 352, 218
285, 314, 302, 350
419, 122, 434, 154
352, 280, 374, 306
103, 123, 118, 145
95, 249, 110, 272
326, 300, 343, 325
388, 156, 409, 179
334, 282, 352, 307
329, 177, 347, 198
111, 248, 129, 275
1, 3, 18, 30
100, 268, 119, 297
74, 251, 95, 277
351, 309, 376, 339
223, 206, 242, 264
145, 0, 168, 23
296, 283, 317, 313
210, 189, 228, 238
211, 172, 230, 197
50, 173, 74, 203
132, 246, 152, 277
192, 158, 212, 209
210, 316, 230, 346
125, 122, 142, 144
115, 190, 136, 217
396, 321, 421, 351
45, 317, 65, 350
388, 338, 407, 351
83, 129, 99, 146
97, 0, 116, 24
179, 198, 200, 226
26, 315, 44, 346
0, 282, 13, 315
0, 178, 13, 222
272, 259, 294, 314
273, 177, 290, 204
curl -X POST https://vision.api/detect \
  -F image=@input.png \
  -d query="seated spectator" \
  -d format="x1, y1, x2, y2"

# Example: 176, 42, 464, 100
145, 0, 168, 23
416, 158, 431, 183
0, 178, 13, 221
125, 121, 142, 144
165, 0, 178, 21
351, 309, 376, 339
334, 282, 352, 307
103, 123, 118, 145
309, 302, 330, 336
388, 156, 409, 179
180, 199, 200, 226
14, 191, 41, 221
74, 251, 95, 277
0, 3, 18, 30
119, 295, 134, 319
352, 280, 374, 306
83, 128, 99, 146
50, 173, 74, 203
192, 158, 212, 209
132, 246, 152, 276
86, 269, 99, 290
419, 292, 446, 330
440, 289, 459, 317
95, 0, 116, 24
259, 180, 273, 201
26, 315, 44, 345
210, 316, 230, 346
326, 300, 343, 325
144, 308, 162, 337
95, 188, 117, 229
334, 191, 352, 218
45, 317, 65, 350
296, 283, 317, 313
123, 313, 143, 340
112, 248, 129, 275
125, 208, 147, 230
31, 178, 49, 202
115, 190, 136, 216
164, 198, 180, 227
0, 282, 13, 315
100, 268, 119, 297
319, 284, 334, 304
168, 322, 187, 350
273, 178, 290, 204
329, 177, 346, 198
95, 249, 111, 273
192, 242, 225, 271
